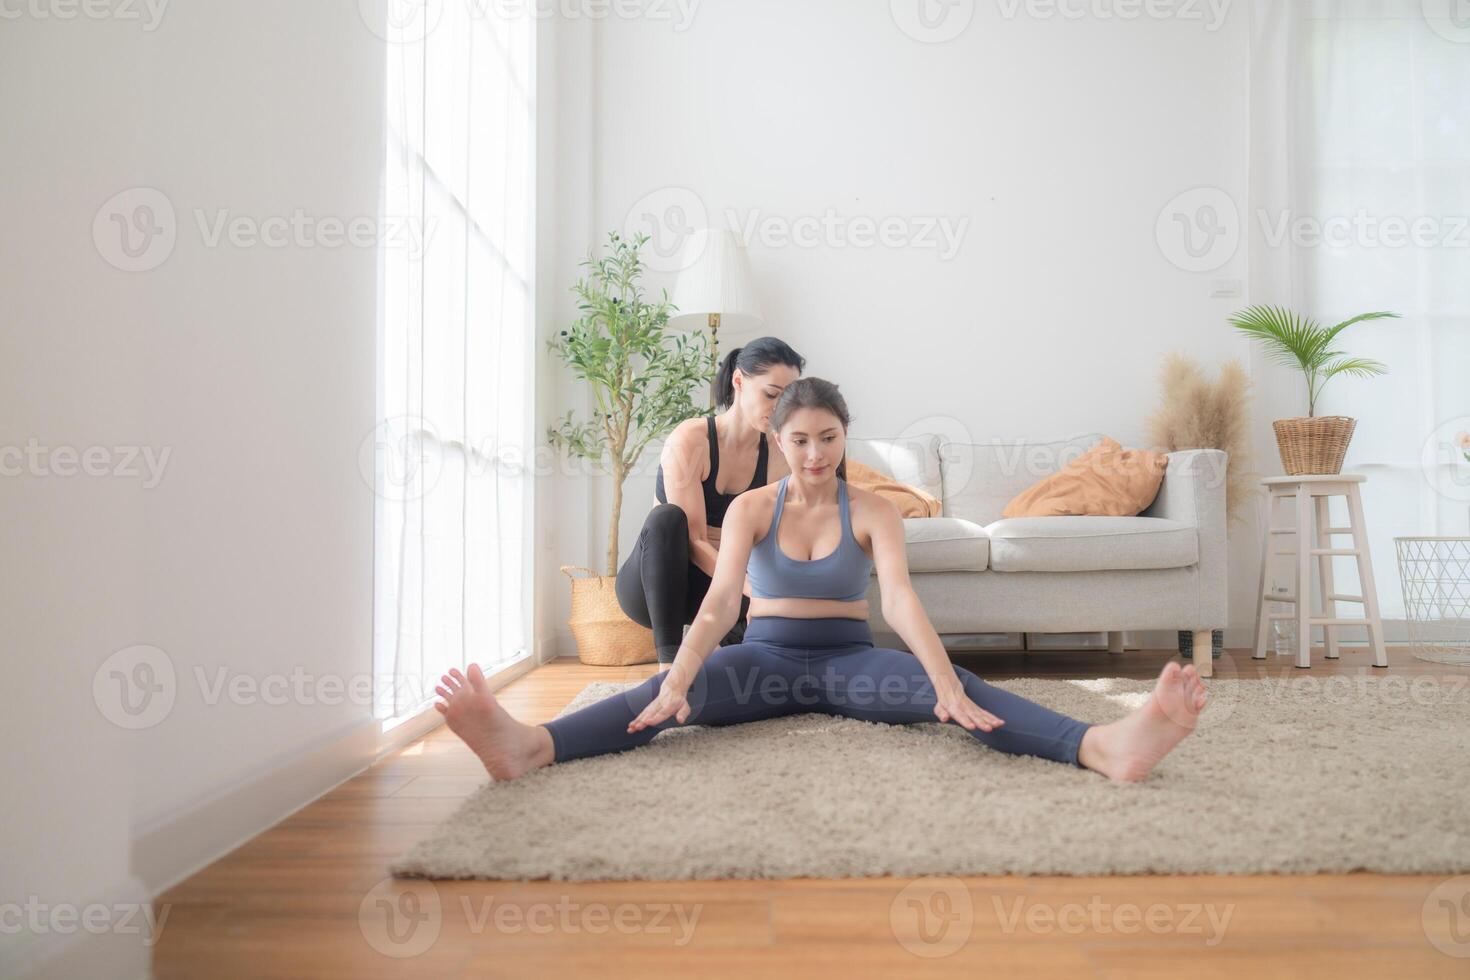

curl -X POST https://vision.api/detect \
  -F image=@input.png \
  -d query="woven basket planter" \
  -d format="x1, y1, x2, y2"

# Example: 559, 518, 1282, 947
560, 565, 656, 666
1272, 416, 1357, 475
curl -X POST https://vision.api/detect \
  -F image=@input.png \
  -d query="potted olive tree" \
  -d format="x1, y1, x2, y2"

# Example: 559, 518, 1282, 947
1228, 305, 1398, 475
548, 231, 714, 664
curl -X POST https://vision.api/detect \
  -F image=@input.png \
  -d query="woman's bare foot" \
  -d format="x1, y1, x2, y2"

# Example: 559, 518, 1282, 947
1076, 661, 1208, 782
434, 664, 554, 781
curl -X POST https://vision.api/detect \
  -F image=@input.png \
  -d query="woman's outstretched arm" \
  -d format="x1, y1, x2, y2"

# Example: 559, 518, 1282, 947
660, 491, 760, 691
865, 492, 1005, 733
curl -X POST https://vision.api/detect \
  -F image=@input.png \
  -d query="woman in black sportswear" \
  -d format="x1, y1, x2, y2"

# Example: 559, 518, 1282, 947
616, 337, 822, 665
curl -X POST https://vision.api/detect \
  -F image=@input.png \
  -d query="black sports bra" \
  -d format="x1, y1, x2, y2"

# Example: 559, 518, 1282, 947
655, 416, 769, 527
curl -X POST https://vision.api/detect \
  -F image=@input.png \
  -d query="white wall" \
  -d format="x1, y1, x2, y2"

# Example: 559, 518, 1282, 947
549, 0, 1266, 650
0, 2, 571, 975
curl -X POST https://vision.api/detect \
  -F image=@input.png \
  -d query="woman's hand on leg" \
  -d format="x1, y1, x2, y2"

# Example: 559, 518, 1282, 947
628, 676, 693, 733
932, 675, 1004, 732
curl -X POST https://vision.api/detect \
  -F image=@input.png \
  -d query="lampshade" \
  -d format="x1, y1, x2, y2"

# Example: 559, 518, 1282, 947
667, 229, 764, 336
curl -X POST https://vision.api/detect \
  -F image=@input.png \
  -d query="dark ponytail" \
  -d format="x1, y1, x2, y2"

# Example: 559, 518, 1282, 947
769, 377, 853, 481
713, 336, 806, 410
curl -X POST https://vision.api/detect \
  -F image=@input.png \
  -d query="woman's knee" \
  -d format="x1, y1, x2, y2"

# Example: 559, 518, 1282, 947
646, 503, 688, 536
641, 504, 692, 560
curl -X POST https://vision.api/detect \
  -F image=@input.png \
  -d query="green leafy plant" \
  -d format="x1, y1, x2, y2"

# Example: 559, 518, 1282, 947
548, 231, 714, 574
1227, 305, 1398, 416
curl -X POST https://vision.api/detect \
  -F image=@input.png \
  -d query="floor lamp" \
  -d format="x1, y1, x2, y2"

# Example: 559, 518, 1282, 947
668, 229, 764, 409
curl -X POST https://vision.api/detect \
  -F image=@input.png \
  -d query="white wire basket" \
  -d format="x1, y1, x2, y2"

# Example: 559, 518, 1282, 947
1394, 536, 1470, 665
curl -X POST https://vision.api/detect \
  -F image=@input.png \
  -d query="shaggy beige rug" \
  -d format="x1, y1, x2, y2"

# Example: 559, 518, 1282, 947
391, 674, 1470, 881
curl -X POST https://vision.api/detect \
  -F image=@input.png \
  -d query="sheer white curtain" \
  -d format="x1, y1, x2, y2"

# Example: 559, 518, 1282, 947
372, 0, 536, 720
1251, 0, 1470, 627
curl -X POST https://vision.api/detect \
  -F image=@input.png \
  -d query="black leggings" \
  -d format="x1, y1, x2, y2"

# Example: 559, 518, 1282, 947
616, 504, 751, 663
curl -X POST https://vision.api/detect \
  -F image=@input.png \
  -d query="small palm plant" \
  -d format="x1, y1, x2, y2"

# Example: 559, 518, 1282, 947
1227, 305, 1398, 473
1227, 305, 1397, 416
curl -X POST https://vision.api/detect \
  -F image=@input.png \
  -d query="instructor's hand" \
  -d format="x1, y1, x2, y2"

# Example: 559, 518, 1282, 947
628, 675, 693, 733
932, 676, 1004, 732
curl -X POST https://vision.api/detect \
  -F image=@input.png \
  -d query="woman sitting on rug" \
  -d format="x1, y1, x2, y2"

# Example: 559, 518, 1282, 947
616, 336, 840, 665
435, 378, 1209, 783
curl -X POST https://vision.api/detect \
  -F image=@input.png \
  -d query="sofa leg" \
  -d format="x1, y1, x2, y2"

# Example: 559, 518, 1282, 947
1191, 629, 1213, 678
1107, 631, 1124, 654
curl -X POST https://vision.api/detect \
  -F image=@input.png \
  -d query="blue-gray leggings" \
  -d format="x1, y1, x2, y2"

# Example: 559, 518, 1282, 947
542, 616, 1094, 768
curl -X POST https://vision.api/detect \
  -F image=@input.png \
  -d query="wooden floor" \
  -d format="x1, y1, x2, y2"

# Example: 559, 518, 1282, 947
152, 645, 1470, 979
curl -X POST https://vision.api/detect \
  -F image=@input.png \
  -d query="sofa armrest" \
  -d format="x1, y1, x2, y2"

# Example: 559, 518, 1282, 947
1141, 449, 1228, 628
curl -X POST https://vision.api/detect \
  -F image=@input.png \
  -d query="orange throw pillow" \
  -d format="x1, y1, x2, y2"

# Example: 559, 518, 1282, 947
1001, 437, 1167, 518
845, 458, 943, 518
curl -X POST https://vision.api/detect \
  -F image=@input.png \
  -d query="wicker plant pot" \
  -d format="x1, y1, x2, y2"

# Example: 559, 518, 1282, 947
1272, 416, 1357, 475
560, 565, 656, 666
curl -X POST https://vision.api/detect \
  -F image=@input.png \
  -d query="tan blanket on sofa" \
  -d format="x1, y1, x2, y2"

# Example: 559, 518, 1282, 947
845, 459, 942, 518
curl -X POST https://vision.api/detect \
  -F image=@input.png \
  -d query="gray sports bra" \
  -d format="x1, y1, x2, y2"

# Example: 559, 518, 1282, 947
746, 476, 872, 602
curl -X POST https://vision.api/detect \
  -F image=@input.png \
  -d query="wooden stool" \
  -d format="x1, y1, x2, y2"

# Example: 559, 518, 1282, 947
1252, 474, 1388, 668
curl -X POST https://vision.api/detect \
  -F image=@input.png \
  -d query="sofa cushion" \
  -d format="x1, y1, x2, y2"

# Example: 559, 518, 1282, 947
984, 516, 1197, 572
1001, 436, 1168, 518
846, 434, 943, 502
938, 436, 1101, 526
901, 517, 989, 572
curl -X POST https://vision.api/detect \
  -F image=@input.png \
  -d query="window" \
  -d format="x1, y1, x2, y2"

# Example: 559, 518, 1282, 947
1299, 11, 1470, 625
371, 0, 536, 720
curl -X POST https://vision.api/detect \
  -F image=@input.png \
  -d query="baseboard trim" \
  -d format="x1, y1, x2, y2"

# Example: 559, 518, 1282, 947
131, 716, 382, 897
10, 874, 153, 980
131, 651, 540, 899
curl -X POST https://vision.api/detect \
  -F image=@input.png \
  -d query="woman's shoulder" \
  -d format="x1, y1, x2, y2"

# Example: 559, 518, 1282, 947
660, 418, 712, 478
667, 416, 711, 446
844, 481, 901, 525
726, 480, 781, 532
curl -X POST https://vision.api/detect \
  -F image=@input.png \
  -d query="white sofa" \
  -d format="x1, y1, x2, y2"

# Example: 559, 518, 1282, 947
846, 434, 1228, 676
